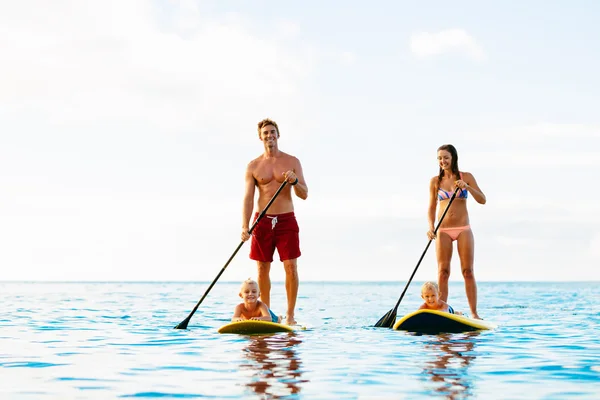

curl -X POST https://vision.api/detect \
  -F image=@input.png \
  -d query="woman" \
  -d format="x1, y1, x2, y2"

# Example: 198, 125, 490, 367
427, 144, 486, 319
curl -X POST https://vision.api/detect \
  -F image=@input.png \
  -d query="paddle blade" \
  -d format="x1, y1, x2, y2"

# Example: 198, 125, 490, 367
174, 316, 191, 330
374, 309, 397, 328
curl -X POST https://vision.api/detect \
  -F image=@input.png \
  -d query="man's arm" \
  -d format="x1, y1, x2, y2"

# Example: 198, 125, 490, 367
288, 158, 308, 200
241, 163, 256, 241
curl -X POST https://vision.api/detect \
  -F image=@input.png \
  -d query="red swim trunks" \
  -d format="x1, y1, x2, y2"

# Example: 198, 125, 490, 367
249, 211, 301, 262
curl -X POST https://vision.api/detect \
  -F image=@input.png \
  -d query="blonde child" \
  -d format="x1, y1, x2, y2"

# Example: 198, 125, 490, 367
232, 278, 281, 323
419, 281, 462, 315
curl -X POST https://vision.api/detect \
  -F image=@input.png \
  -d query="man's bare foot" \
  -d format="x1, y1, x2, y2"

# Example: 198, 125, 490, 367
472, 313, 482, 320
285, 316, 297, 325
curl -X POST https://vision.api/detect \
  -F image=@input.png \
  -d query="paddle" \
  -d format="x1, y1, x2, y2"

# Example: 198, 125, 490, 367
174, 180, 288, 330
374, 186, 461, 328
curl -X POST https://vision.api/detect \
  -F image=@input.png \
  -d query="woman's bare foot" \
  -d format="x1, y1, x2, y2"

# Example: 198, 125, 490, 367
285, 316, 297, 325
472, 313, 482, 320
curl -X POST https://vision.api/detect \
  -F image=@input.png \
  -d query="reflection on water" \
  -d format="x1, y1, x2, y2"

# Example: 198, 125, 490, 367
240, 333, 308, 398
421, 333, 479, 400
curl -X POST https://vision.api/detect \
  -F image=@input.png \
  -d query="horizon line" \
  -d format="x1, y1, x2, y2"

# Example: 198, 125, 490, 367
1, 280, 598, 284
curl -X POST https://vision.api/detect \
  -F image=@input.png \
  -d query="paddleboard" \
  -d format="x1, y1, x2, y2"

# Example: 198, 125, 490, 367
218, 320, 305, 334
393, 309, 497, 334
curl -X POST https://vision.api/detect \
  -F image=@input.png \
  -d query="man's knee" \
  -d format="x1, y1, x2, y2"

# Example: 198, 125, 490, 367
257, 262, 271, 275
282, 259, 298, 273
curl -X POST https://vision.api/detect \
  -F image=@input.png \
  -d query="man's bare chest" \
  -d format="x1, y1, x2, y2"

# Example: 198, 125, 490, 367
253, 161, 295, 183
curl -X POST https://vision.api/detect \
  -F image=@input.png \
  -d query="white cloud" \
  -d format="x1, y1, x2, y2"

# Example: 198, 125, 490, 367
589, 234, 600, 260
474, 197, 600, 224
0, 3, 597, 284
462, 123, 600, 144
451, 123, 600, 170
276, 20, 301, 38
302, 194, 423, 219
339, 51, 357, 65
511, 123, 600, 140
410, 28, 485, 62
469, 150, 600, 168
0, 0, 318, 281
0, 0, 315, 138
493, 235, 546, 248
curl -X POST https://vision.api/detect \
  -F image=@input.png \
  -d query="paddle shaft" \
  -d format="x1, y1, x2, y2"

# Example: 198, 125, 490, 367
174, 180, 288, 329
390, 186, 461, 313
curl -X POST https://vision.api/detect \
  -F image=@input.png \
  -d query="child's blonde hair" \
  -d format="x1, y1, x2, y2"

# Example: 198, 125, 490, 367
421, 281, 439, 294
239, 277, 259, 294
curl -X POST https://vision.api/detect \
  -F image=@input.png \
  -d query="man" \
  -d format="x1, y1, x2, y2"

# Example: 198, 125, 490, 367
241, 118, 308, 325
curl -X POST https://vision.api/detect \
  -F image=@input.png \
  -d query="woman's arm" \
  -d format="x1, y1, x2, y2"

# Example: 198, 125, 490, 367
459, 172, 486, 205
427, 177, 439, 239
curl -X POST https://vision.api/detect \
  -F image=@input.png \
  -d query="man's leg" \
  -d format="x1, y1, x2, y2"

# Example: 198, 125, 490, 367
282, 258, 298, 325
257, 261, 271, 308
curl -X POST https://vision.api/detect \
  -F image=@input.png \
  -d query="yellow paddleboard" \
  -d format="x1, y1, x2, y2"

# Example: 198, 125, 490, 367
218, 320, 305, 334
393, 309, 497, 334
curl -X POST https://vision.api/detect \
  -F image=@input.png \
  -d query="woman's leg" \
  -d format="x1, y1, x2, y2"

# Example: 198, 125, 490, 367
457, 228, 480, 319
436, 232, 454, 302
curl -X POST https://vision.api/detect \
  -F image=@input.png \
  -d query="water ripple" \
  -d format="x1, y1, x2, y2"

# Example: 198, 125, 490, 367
1, 281, 599, 399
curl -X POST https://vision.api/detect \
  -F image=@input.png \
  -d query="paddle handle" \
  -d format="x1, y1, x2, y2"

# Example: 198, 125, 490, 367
248, 180, 288, 235
174, 180, 288, 329
392, 186, 461, 311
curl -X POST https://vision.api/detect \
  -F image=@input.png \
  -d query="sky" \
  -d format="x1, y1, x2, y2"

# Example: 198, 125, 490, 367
1, 0, 599, 283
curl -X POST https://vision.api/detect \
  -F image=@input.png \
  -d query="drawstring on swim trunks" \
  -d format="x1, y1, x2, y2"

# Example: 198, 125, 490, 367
267, 216, 278, 229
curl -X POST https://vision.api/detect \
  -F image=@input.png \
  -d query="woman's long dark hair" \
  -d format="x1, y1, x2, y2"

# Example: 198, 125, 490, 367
437, 144, 461, 186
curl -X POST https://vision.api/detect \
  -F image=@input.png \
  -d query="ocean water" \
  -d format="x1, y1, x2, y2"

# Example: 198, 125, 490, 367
1, 281, 599, 399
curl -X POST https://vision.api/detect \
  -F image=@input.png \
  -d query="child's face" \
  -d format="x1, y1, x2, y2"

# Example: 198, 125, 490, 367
421, 288, 439, 307
239, 283, 260, 303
